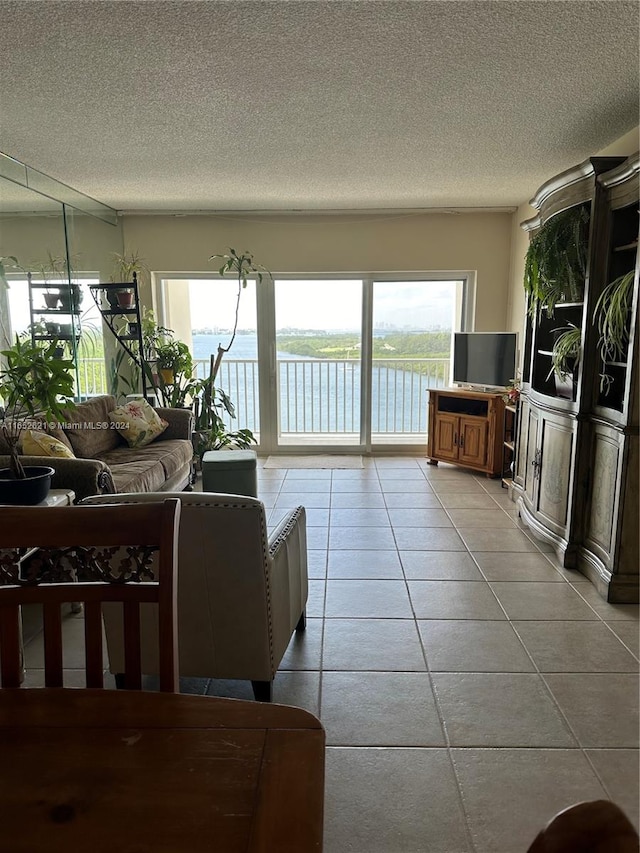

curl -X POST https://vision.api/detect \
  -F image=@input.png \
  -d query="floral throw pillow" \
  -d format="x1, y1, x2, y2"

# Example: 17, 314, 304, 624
108, 399, 168, 448
22, 430, 76, 458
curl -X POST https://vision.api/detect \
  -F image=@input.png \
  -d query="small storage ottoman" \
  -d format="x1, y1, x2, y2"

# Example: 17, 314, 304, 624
201, 449, 258, 497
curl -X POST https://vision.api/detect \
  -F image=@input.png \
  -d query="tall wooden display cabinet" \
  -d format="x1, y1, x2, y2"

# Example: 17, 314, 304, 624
513, 153, 639, 603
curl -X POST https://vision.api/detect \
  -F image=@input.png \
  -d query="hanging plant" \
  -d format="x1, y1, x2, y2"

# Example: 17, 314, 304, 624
546, 324, 582, 381
594, 270, 635, 363
524, 205, 590, 319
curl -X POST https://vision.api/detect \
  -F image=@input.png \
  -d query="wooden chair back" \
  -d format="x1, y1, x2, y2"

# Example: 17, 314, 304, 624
0, 498, 181, 691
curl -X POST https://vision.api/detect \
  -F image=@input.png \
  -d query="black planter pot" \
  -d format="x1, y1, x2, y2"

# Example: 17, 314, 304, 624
0, 466, 55, 505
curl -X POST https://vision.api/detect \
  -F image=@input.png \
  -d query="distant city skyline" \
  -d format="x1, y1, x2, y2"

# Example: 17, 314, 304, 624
189, 278, 458, 334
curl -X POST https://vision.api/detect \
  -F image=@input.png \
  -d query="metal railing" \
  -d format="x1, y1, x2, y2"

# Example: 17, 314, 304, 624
79, 355, 450, 436
194, 356, 450, 435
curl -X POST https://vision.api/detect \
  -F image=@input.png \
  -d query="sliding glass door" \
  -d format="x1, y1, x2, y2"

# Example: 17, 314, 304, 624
370, 280, 459, 447
273, 279, 363, 447
161, 273, 467, 452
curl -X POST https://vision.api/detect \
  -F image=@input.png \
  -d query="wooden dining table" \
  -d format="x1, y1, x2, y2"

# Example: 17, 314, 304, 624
0, 688, 325, 852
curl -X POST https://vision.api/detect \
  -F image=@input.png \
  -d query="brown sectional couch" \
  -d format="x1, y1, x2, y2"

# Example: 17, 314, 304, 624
0, 395, 194, 502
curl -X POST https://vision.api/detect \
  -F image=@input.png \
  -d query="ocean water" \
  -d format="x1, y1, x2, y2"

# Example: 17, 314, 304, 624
191, 332, 446, 434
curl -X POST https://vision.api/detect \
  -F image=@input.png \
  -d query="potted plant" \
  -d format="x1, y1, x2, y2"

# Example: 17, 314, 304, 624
207, 248, 271, 385
524, 205, 590, 319
106, 251, 148, 309
27, 252, 81, 314
192, 370, 256, 463
187, 248, 269, 459
0, 336, 76, 504
547, 324, 581, 399
594, 270, 636, 390
154, 339, 196, 407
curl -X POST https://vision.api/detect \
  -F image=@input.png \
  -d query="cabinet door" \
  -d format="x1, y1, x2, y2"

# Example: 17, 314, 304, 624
521, 403, 539, 510
514, 396, 530, 489
536, 412, 574, 535
583, 424, 620, 567
458, 417, 488, 468
432, 413, 459, 462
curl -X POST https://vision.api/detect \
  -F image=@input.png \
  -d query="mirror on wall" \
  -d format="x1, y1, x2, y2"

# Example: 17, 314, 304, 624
0, 158, 124, 399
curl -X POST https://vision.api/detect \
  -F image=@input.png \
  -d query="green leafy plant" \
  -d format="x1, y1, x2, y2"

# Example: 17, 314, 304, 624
0, 337, 76, 478
594, 270, 635, 364
188, 248, 271, 452
192, 380, 256, 459
547, 324, 582, 381
524, 205, 590, 319
208, 248, 271, 384
110, 251, 149, 284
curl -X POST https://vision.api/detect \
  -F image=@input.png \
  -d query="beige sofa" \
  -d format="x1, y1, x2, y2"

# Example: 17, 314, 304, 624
82, 491, 309, 702
0, 395, 194, 502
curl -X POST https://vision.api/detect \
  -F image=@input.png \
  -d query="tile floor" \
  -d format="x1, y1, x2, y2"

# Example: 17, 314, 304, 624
21, 456, 640, 852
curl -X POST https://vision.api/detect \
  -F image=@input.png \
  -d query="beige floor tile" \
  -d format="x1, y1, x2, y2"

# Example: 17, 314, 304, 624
375, 458, 424, 469
323, 619, 426, 671
585, 749, 640, 831
606, 621, 640, 657
393, 527, 467, 551
432, 673, 576, 746
387, 507, 453, 527
571, 582, 640, 621
331, 478, 382, 493
307, 579, 326, 617
379, 479, 435, 493
378, 469, 428, 480
399, 551, 484, 580
473, 552, 565, 582
279, 478, 331, 492
437, 492, 503, 509
428, 480, 487, 494
306, 527, 329, 549
408, 581, 506, 620
418, 620, 534, 672
321, 672, 444, 745
329, 507, 390, 527
280, 618, 323, 671
451, 748, 607, 852
543, 673, 639, 747
446, 509, 516, 528
324, 748, 471, 853
489, 582, 600, 620
273, 491, 331, 508
329, 526, 396, 550
303, 507, 330, 526
325, 579, 413, 618
272, 670, 321, 716
457, 528, 539, 552
283, 469, 332, 480
327, 549, 403, 579
383, 491, 442, 508
307, 549, 327, 578
513, 621, 640, 672
330, 491, 386, 507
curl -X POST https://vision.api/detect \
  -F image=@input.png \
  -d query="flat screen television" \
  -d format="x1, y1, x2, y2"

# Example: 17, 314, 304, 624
452, 332, 517, 389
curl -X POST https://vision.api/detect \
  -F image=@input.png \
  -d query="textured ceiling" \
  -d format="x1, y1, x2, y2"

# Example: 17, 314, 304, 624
0, 0, 638, 212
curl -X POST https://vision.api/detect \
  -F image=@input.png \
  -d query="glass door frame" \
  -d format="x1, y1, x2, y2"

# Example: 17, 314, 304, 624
262, 270, 475, 455
156, 270, 475, 455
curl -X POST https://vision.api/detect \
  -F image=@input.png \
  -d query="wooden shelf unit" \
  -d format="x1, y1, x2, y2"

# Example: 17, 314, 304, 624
501, 403, 518, 489
426, 388, 506, 477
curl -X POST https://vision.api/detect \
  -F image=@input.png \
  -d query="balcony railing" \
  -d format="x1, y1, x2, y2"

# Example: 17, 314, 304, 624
79, 356, 450, 437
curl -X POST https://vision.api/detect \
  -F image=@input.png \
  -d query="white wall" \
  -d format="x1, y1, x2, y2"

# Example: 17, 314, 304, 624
122, 211, 513, 332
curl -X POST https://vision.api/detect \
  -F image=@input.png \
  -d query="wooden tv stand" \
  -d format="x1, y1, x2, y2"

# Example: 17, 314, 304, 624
426, 388, 505, 477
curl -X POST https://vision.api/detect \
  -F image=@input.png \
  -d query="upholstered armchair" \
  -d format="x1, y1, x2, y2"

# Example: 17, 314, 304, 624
82, 492, 308, 701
